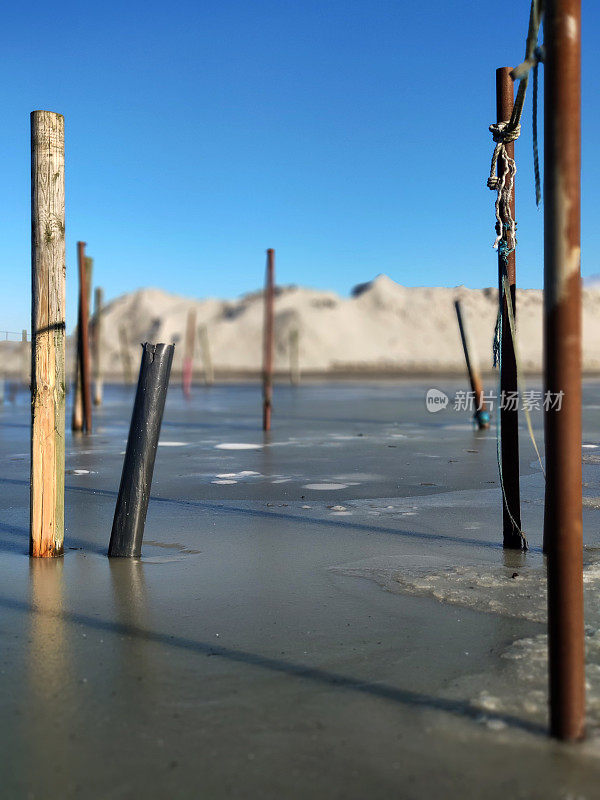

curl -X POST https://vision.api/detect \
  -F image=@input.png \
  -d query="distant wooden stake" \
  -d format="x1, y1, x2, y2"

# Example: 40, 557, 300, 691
93, 287, 104, 406
263, 249, 275, 431
119, 325, 133, 384
454, 300, 489, 429
71, 355, 83, 431
289, 328, 300, 386
71, 255, 94, 432
182, 309, 196, 398
72, 252, 92, 431
30, 110, 66, 558
77, 242, 92, 432
21, 329, 29, 387
198, 325, 214, 385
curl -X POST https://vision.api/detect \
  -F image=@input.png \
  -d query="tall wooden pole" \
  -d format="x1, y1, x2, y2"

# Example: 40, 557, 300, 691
496, 67, 522, 549
30, 110, 65, 558
182, 308, 196, 398
199, 325, 214, 386
544, 0, 585, 742
262, 249, 275, 431
93, 287, 104, 406
454, 300, 490, 429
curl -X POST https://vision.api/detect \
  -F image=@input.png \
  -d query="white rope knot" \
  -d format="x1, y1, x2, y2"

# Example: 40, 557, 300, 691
489, 121, 521, 144
487, 120, 519, 251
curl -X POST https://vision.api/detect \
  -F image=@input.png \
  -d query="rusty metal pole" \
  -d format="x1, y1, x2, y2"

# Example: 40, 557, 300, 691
77, 242, 92, 433
454, 300, 490, 429
262, 249, 275, 431
544, 0, 585, 742
496, 67, 522, 549
72, 253, 92, 430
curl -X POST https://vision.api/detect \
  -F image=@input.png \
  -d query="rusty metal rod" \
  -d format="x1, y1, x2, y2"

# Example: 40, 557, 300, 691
76, 242, 92, 433
72, 253, 92, 430
543, 0, 585, 742
496, 67, 522, 549
454, 300, 489, 429
262, 249, 275, 431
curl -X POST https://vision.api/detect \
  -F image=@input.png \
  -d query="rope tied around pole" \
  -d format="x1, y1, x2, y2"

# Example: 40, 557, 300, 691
487, 0, 545, 243
488, 123, 520, 251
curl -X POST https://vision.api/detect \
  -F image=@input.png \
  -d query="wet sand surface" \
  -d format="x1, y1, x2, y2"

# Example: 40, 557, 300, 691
2, 380, 600, 798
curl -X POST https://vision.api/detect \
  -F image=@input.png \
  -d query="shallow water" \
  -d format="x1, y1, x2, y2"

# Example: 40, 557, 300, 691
2, 379, 600, 798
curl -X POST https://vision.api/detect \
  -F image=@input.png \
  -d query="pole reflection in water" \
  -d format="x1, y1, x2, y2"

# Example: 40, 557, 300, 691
108, 558, 157, 712
26, 559, 71, 790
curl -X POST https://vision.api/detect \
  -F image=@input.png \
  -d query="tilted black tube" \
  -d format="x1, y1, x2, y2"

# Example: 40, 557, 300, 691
108, 342, 174, 558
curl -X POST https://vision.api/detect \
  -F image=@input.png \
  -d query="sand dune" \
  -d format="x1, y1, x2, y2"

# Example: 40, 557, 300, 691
5, 274, 600, 378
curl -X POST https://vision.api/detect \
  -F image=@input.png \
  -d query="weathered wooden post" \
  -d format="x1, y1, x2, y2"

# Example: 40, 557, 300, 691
496, 67, 522, 549
182, 308, 196, 398
544, 0, 585, 741
199, 325, 214, 386
30, 110, 66, 558
263, 249, 275, 431
93, 287, 104, 406
119, 325, 134, 384
108, 343, 174, 558
289, 328, 300, 386
454, 300, 490, 429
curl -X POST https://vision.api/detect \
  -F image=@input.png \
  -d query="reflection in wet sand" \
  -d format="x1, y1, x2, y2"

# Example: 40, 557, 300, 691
108, 559, 158, 716
26, 559, 70, 791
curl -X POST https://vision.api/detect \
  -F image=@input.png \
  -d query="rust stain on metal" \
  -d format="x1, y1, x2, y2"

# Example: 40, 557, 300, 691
544, 0, 585, 742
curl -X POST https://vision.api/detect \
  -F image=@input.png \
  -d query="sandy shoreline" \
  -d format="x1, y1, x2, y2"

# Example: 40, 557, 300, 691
2, 381, 600, 797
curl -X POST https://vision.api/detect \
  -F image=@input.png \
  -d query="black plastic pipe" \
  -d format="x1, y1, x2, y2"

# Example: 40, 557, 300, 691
108, 342, 174, 558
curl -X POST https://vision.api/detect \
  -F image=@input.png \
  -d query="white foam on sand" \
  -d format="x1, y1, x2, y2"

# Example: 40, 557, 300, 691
216, 471, 260, 479
212, 479, 237, 485
215, 443, 262, 450
303, 483, 350, 490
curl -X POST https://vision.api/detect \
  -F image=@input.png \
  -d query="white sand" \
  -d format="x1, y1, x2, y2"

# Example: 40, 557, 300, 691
7, 274, 600, 376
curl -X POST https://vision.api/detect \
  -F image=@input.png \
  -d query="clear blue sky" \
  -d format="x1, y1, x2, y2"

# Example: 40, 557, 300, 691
2, 0, 598, 333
